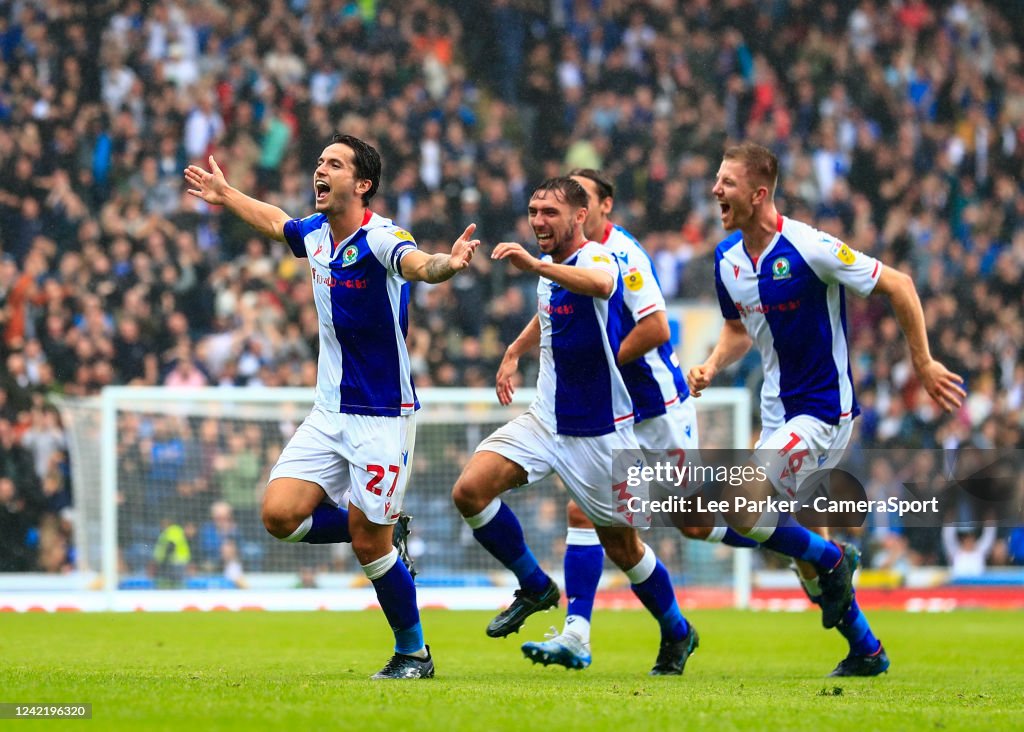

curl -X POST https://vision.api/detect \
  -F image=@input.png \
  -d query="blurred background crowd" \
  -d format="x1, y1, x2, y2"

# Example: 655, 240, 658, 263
0, 0, 1022, 580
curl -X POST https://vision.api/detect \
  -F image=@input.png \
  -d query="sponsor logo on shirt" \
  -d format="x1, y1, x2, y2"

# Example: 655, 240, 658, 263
734, 299, 802, 317
309, 234, 333, 265
311, 267, 367, 289
342, 244, 359, 266
312, 268, 337, 287
831, 241, 856, 265
771, 257, 791, 280
591, 254, 612, 264
393, 229, 415, 242
543, 303, 575, 315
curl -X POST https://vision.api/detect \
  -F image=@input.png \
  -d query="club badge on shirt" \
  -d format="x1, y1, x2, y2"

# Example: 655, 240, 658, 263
772, 257, 791, 280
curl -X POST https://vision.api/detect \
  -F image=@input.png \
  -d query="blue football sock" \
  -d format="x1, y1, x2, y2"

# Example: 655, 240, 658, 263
301, 503, 351, 544
564, 543, 604, 623
721, 527, 759, 549
370, 559, 424, 655
630, 559, 689, 642
838, 596, 881, 656
757, 514, 842, 569
471, 502, 549, 595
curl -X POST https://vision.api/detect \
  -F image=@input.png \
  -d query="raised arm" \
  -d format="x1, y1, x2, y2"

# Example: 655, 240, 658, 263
872, 265, 965, 412
496, 314, 540, 405
686, 319, 752, 397
942, 525, 960, 561
491, 242, 614, 299
185, 156, 290, 242
400, 224, 480, 283
977, 524, 998, 558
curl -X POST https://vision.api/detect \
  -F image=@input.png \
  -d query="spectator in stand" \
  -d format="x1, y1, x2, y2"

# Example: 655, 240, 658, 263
198, 500, 240, 571
1006, 528, 1024, 567
0, 477, 34, 571
213, 430, 262, 534
942, 524, 999, 579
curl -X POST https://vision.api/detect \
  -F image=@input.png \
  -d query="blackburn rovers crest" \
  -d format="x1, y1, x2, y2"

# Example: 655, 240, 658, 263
771, 257, 791, 280
341, 244, 359, 267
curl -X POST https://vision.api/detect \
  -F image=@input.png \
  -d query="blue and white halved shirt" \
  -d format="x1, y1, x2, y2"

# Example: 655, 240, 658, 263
714, 215, 881, 432
531, 241, 634, 437
283, 210, 419, 417
600, 223, 690, 423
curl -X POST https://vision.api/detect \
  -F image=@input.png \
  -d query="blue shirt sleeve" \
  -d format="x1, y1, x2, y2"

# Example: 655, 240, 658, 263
283, 219, 307, 258
715, 250, 740, 320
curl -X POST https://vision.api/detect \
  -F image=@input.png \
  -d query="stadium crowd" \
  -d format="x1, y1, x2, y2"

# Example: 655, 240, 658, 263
0, 0, 1022, 579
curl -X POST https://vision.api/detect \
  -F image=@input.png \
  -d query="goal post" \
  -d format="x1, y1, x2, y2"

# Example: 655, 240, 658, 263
56, 386, 752, 609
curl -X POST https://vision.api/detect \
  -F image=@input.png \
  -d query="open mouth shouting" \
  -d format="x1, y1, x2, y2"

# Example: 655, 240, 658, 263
718, 200, 735, 227
314, 179, 331, 204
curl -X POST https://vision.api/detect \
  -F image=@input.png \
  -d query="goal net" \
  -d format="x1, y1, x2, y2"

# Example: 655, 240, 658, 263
57, 387, 751, 606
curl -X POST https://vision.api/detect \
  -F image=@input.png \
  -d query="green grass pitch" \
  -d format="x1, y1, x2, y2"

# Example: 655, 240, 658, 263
2, 609, 1022, 731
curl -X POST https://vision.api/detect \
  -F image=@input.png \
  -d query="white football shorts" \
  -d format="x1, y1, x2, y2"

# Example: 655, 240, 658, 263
635, 397, 703, 496
753, 414, 852, 500
268, 406, 416, 525
475, 409, 649, 527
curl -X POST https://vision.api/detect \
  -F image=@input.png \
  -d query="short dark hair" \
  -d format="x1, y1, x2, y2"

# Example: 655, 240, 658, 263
531, 176, 590, 210
331, 133, 381, 205
722, 142, 779, 196
568, 168, 614, 201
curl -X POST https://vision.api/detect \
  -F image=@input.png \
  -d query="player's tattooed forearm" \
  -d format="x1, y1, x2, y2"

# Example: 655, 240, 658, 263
424, 253, 456, 283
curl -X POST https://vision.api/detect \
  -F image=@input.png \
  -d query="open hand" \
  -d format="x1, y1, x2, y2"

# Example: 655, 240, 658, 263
184, 156, 230, 205
492, 242, 540, 273
918, 360, 966, 413
449, 223, 481, 271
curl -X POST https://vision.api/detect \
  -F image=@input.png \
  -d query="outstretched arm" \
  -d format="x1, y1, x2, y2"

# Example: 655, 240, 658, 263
401, 224, 481, 283
873, 265, 965, 412
492, 242, 614, 299
496, 315, 540, 405
184, 156, 290, 242
686, 319, 752, 397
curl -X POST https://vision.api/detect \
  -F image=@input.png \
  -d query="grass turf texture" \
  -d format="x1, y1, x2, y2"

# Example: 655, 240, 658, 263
2, 609, 1022, 731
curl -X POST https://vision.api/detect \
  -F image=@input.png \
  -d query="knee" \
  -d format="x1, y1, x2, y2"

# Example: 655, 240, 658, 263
452, 474, 488, 516
350, 535, 380, 566
679, 525, 712, 541
261, 496, 300, 540
721, 511, 756, 536
599, 532, 645, 570
566, 501, 593, 529
350, 524, 392, 566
